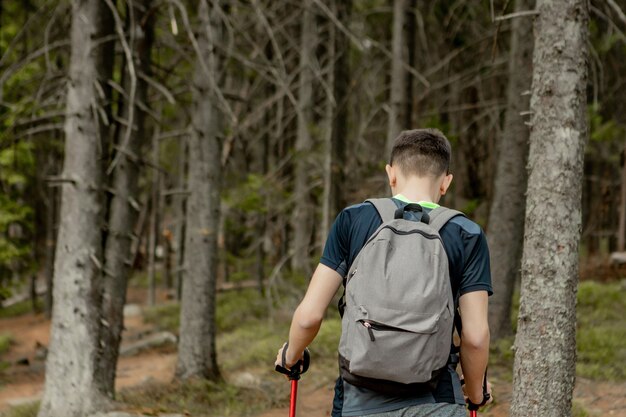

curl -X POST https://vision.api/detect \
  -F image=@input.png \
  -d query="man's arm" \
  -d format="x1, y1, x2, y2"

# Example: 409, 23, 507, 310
458, 290, 490, 404
275, 263, 343, 368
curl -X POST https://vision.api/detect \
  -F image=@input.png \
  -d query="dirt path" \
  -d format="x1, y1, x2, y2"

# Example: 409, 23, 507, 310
2, 295, 625, 416
0, 301, 177, 411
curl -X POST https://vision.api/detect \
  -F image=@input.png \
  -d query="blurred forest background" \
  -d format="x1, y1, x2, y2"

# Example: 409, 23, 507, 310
0, 0, 625, 417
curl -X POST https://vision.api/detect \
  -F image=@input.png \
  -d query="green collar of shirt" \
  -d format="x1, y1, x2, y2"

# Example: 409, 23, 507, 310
393, 194, 439, 209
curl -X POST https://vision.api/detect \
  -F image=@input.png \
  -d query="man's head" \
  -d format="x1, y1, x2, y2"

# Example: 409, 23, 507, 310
385, 129, 453, 201
389, 128, 451, 178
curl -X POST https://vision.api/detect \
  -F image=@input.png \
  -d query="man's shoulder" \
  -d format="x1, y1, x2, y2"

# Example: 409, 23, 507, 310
339, 201, 380, 223
445, 213, 483, 236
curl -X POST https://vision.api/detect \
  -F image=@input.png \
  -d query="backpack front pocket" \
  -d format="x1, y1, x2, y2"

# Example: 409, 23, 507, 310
345, 305, 450, 384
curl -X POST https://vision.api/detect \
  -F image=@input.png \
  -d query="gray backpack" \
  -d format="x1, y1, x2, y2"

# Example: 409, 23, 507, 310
338, 198, 462, 389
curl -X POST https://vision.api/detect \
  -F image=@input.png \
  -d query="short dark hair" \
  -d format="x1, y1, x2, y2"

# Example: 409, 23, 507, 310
389, 129, 451, 177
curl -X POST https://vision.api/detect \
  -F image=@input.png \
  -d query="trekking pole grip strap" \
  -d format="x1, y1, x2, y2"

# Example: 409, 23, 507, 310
274, 342, 310, 381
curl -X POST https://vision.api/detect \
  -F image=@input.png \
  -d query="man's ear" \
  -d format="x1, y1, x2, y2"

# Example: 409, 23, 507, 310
385, 164, 396, 188
440, 173, 453, 196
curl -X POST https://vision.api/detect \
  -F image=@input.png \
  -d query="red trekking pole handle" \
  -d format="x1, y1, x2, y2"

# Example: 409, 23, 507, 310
275, 345, 311, 417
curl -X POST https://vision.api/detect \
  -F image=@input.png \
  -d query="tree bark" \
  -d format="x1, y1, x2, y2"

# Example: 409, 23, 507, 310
510, 1, 588, 416
405, 0, 417, 128
618, 140, 626, 251
322, 0, 351, 242
38, 1, 112, 415
290, 0, 316, 275
99, 0, 154, 396
147, 127, 160, 306
43, 178, 57, 319
487, 0, 534, 341
386, 0, 407, 153
173, 137, 187, 301
176, 0, 222, 381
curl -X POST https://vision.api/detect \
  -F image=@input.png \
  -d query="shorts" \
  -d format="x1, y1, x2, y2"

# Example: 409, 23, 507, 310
354, 403, 467, 417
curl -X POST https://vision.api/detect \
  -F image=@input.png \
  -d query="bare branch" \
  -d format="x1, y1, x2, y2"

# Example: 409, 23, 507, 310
105, 0, 138, 176
494, 10, 539, 21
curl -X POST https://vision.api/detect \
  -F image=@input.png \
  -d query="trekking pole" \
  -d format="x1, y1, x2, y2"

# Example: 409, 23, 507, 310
275, 344, 311, 417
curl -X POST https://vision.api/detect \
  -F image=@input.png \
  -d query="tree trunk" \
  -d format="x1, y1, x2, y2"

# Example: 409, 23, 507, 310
173, 137, 187, 301
290, 0, 316, 275
486, 0, 534, 341
176, 0, 222, 381
405, 0, 417, 128
38, 1, 111, 415
618, 140, 626, 251
510, 1, 588, 416
43, 179, 57, 319
147, 128, 160, 306
322, 0, 351, 242
386, 0, 407, 153
99, 0, 154, 396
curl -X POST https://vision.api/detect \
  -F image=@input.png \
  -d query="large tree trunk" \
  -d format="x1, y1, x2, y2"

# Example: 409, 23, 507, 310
38, 1, 112, 415
322, 0, 351, 243
618, 140, 626, 251
386, 0, 407, 153
43, 173, 57, 319
176, 0, 222, 381
290, 0, 316, 275
173, 137, 187, 301
510, 1, 588, 416
99, 0, 154, 396
486, 0, 534, 341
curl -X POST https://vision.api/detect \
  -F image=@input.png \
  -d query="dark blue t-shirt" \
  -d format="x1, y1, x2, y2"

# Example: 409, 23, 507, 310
320, 196, 492, 416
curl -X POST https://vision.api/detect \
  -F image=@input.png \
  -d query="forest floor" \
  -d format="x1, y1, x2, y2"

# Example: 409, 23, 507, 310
1, 284, 626, 417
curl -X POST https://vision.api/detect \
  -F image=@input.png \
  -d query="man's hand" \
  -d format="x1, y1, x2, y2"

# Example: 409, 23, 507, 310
275, 342, 304, 372
461, 375, 493, 408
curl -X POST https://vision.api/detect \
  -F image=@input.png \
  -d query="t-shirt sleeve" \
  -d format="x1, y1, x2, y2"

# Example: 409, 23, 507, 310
459, 227, 493, 296
321, 210, 350, 278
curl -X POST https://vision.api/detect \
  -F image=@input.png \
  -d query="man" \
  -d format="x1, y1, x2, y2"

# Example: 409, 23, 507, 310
275, 129, 492, 416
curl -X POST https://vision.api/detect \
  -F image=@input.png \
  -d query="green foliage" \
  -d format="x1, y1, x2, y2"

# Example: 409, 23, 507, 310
0, 141, 36, 279
0, 299, 42, 319
572, 400, 589, 417
2, 402, 39, 417
218, 320, 285, 372
143, 288, 269, 334
588, 104, 626, 144
497, 282, 626, 381
119, 379, 272, 417
576, 281, 626, 380
143, 302, 180, 333
310, 317, 341, 358
0, 333, 13, 355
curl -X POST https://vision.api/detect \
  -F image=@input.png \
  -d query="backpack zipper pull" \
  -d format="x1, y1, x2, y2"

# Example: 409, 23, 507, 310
363, 321, 375, 341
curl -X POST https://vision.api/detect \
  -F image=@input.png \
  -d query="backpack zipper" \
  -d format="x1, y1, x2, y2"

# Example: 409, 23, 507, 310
364, 225, 441, 247
359, 319, 411, 341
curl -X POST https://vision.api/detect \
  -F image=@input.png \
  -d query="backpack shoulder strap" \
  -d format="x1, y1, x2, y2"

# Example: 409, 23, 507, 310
365, 198, 398, 223
428, 207, 465, 232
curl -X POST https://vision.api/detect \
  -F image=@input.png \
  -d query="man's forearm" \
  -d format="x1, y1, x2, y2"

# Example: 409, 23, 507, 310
285, 304, 323, 365
459, 330, 489, 403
